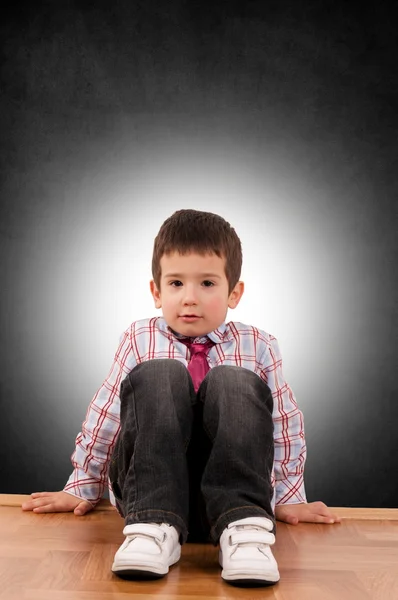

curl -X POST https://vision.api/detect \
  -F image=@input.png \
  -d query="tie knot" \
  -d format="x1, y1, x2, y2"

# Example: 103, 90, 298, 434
181, 338, 214, 356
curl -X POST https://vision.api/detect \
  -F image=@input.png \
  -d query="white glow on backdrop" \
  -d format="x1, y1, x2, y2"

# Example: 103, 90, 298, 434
24, 140, 357, 413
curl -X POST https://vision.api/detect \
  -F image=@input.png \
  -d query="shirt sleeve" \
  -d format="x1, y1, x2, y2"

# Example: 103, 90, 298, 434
259, 335, 307, 506
63, 329, 137, 505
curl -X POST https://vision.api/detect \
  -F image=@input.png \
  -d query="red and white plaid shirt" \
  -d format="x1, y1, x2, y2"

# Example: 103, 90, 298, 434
64, 316, 307, 509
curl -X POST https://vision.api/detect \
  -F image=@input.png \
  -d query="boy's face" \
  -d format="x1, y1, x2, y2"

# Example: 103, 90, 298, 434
150, 251, 244, 337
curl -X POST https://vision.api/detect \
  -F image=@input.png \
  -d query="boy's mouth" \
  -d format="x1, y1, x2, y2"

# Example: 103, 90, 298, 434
180, 315, 201, 321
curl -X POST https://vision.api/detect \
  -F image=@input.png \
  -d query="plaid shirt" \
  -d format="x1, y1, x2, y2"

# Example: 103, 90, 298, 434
64, 316, 307, 508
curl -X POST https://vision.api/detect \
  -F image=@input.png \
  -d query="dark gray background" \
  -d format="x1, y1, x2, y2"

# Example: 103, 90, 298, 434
1, 1, 397, 507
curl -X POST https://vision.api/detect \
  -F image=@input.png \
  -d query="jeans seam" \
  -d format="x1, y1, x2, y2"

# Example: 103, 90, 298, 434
127, 377, 139, 513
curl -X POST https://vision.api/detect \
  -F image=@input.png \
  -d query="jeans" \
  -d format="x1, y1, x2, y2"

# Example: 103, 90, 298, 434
109, 359, 275, 544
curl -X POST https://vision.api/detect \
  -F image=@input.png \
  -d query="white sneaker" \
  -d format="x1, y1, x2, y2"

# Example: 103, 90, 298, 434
219, 516, 280, 586
112, 522, 181, 579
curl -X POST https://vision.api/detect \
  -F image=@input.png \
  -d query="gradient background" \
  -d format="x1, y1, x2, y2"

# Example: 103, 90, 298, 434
1, 2, 397, 508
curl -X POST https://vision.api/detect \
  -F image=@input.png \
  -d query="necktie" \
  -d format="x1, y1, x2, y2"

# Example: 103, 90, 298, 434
182, 339, 214, 392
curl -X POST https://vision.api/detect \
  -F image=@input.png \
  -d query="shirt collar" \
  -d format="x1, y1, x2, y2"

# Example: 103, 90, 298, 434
155, 316, 230, 344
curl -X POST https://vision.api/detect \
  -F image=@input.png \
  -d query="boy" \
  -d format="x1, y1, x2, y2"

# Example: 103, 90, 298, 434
22, 209, 340, 587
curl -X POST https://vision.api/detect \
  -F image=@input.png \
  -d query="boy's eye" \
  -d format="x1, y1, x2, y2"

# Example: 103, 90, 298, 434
169, 280, 214, 287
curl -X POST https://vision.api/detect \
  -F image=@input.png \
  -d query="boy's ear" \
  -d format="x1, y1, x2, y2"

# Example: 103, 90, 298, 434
150, 280, 162, 309
228, 281, 244, 309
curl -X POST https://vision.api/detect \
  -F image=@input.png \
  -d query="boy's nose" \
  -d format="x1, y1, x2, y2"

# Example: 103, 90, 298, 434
182, 285, 198, 304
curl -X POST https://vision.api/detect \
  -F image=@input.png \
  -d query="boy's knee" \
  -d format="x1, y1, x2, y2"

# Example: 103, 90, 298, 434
207, 364, 267, 388
121, 359, 193, 416
204, 365, 273, 408
127, 358, 187, 380
123, 359, 194, 402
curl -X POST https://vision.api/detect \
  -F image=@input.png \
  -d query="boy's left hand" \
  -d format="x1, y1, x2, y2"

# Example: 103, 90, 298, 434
275, 501, 341, 525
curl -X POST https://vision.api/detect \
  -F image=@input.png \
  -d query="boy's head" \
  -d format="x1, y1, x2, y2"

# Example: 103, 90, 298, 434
150, 209, 244, 336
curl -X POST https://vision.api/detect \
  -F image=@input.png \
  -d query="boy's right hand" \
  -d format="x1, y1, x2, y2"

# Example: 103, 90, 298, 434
21, 491, 93, 516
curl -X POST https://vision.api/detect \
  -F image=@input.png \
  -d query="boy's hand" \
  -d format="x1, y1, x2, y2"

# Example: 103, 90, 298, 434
275, 501, 341, 525
21, 491, 93, 516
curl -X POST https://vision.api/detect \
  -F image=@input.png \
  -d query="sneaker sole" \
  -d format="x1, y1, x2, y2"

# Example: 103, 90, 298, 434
223, 577, 279, 588
111, 566, 166, 580
222, 570, 280, 587
111, 547, 181, 580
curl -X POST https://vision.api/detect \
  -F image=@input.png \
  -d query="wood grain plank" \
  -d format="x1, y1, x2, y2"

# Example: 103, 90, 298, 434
1, 499, 398, 599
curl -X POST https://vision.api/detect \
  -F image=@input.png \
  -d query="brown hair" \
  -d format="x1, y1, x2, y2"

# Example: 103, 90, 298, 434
152, 209, 242, 294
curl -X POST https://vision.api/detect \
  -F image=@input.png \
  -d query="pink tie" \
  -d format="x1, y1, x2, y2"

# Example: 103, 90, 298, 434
182, 340, 214, 392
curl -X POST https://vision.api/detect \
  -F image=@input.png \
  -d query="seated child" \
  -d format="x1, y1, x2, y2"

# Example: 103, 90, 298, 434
22, 208, 340, 587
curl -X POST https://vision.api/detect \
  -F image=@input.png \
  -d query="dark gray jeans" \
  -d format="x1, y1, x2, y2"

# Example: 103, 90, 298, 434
109, 359, 275, 544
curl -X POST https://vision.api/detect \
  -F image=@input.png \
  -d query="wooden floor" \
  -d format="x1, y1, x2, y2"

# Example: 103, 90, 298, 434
1, 495, 398, 600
